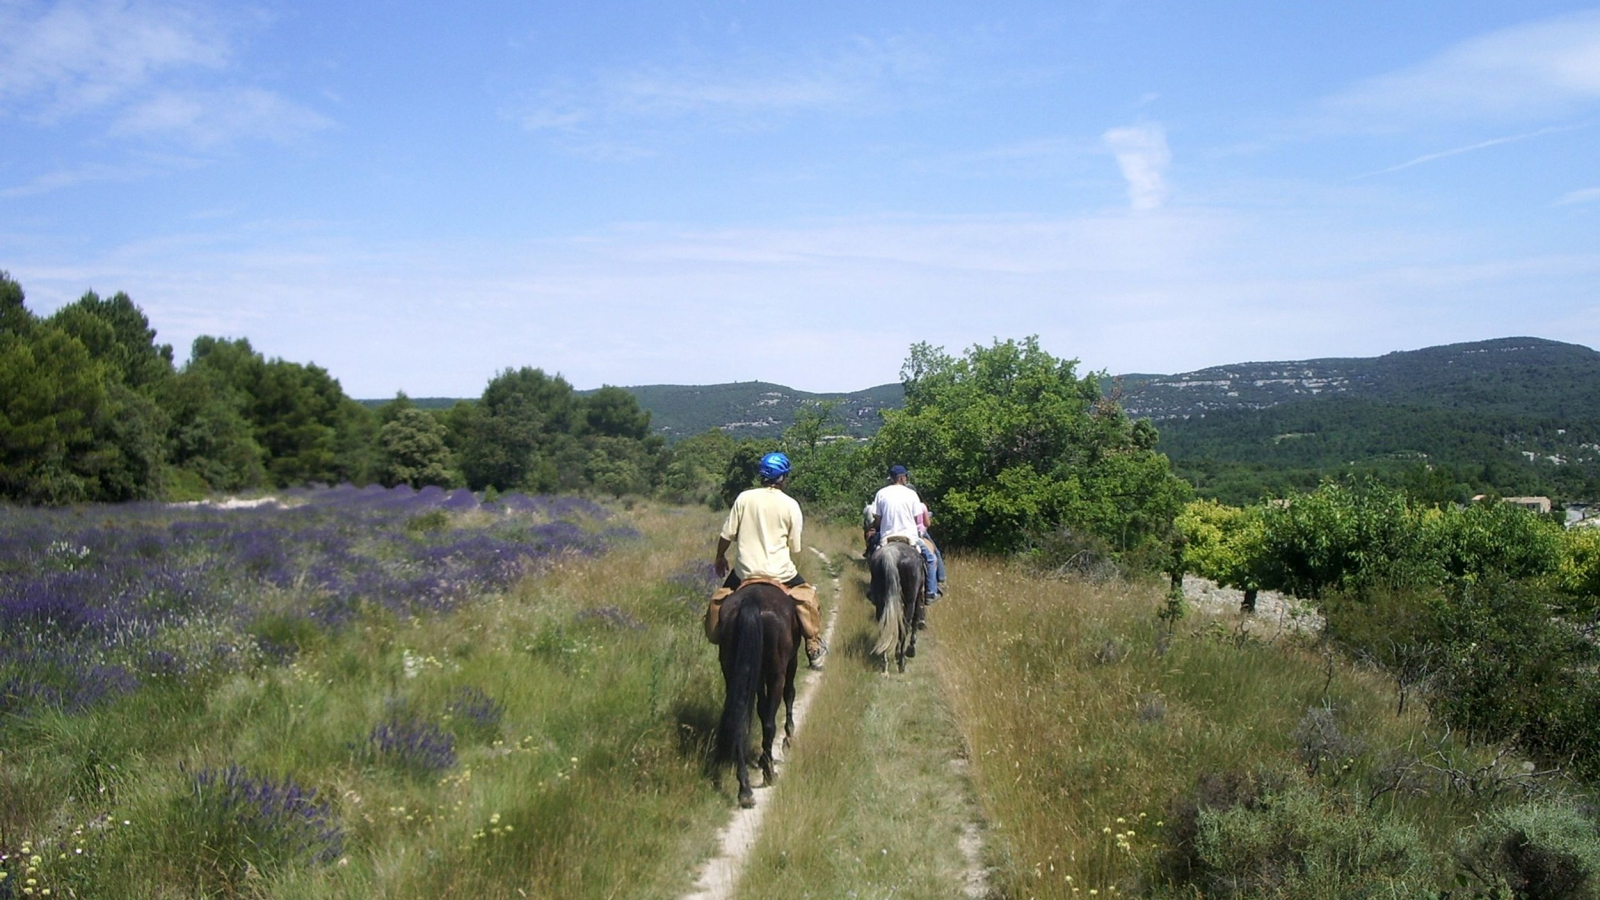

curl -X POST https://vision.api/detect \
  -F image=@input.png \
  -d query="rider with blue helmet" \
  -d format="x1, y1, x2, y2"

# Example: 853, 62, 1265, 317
707, 451, 827, 669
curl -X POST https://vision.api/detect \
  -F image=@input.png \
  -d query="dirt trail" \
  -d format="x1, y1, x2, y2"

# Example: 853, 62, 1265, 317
680, 548, 995, 900
679, 548, 843, 900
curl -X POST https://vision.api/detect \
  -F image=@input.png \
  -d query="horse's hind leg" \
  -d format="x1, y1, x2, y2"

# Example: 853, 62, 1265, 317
735, 743, 754, 808
757, 683, 780, 787
783, 656, 797, 750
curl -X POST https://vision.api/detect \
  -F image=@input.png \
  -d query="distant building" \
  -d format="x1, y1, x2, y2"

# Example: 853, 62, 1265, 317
1470, 495, 1553, 515
1504, 496, 1553, 515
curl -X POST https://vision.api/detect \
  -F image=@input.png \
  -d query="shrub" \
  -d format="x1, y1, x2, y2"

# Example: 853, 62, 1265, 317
443, 686, 504, 742
366, 714, 457, 777
173, 765, 343, 893
404, 509, 451, 534
1160, 767, 1432, 899
1458, 800, 1600, 900
1293, 707, 1367, 779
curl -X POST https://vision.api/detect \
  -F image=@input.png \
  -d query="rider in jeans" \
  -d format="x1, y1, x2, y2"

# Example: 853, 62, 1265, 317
704, 452, 827, 670
870, 465, 941, 603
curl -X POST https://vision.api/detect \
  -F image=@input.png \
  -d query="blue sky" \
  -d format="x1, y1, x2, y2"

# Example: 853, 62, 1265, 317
2, 1, 1597, 397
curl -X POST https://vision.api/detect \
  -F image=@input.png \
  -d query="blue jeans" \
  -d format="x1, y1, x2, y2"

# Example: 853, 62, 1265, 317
919, 543, 940, 596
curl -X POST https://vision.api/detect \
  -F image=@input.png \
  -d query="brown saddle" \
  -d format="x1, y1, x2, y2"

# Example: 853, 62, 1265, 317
734, 577, 795, 596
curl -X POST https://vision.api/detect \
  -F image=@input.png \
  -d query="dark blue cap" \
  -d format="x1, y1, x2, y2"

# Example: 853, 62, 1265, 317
888, 465, 907, 477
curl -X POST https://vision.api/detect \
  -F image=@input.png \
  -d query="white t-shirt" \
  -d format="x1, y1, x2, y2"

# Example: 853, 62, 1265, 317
873, 483, 923, 542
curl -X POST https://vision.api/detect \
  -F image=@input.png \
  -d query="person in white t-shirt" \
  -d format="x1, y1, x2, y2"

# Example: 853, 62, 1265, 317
870, 465, 940, 600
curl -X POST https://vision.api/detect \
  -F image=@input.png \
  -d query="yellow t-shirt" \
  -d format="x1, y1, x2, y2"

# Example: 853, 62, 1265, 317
720, 486, 803, 581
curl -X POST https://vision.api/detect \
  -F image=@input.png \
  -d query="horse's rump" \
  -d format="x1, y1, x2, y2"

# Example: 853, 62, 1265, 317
715, 581, 802, 806
868, 541, 925, 660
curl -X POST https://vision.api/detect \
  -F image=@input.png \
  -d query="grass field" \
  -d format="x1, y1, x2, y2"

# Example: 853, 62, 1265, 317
0, 491, 756, 899
932, 554, 1593, 899
6, 493, 1595, 899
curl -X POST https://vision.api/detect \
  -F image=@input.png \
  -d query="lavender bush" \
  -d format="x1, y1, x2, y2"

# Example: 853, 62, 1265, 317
0, 486, 634, 724
181, 764, 345, 889
443, 686, 505, 741
367, 715, 458, 777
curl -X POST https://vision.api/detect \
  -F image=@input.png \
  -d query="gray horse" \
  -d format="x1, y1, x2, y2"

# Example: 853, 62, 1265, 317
868, 539, 927, 673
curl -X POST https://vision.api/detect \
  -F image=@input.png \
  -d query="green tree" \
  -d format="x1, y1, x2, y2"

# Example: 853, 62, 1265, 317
872, 337, 1190, 554
159, 367, 266, 492
0, 324, 111, 503
661, 429, 738, 507
582, 386, 651, 439
48, 290, 175, 390
379, 408, 454, 488
0, 271, 31, 335
459, 367, 579, 492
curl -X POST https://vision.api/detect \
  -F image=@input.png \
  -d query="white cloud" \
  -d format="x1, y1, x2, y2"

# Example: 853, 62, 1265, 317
1326, 9, 1600, 124
1556, 186, 1600, 206
0, 1, 329, 151
511, 35, 936, 142
1351, 124, 1582, 179
1102, 122, 1170, 210
0, 0, 228, 118
111, 87, 334, 147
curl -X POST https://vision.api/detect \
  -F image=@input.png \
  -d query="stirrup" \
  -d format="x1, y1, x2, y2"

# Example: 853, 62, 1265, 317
807, 640, 828, 670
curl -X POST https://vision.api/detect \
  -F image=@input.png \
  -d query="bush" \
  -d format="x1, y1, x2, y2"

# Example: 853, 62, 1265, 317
1161, 767, 1432, 898
872, 337, 1190, 555
1328, 576, 1600, 781
171, 765, 344, 893
366, 714, 457, 778
1458, 800, 1600, 900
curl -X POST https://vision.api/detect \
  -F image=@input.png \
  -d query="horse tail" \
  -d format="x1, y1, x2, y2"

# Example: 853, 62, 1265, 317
717, 596, 763, 763
872, 552, 904, 658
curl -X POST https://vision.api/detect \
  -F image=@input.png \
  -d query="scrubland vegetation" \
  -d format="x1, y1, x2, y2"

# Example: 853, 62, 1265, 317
938, 557, 1600, 899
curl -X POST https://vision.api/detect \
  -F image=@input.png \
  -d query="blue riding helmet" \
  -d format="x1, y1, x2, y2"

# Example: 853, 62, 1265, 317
758, 452, 792, 481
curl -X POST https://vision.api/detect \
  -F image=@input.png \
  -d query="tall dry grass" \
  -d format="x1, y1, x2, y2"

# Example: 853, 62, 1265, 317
934, 554, 1528, 898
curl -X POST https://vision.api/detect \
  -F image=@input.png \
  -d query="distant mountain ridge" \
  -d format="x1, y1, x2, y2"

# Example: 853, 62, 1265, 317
1135, 337, 1600, 502
1117, 337, 1600, 422
618, 382, 902, 440
358, 340, 1600, 497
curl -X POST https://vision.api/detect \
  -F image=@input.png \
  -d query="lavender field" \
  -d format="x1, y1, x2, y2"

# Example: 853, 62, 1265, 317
0, 488, 738, 899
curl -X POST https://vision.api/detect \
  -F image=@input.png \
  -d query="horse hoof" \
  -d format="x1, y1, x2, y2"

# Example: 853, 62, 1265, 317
906, 644, 916, 658
739, 792, 755, 809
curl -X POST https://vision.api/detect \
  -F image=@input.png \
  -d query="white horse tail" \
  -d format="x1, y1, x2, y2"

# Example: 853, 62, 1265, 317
872, 552, 905, 659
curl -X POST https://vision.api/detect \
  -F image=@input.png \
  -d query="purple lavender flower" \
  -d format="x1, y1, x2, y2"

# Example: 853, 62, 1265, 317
188, 764, 345, 868
444, 686, 504, 740
367, 715, 457, 776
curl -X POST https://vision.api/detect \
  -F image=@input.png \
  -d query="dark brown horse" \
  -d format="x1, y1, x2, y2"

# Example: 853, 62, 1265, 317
868, 539, 926, 673
716, 581, 801, 808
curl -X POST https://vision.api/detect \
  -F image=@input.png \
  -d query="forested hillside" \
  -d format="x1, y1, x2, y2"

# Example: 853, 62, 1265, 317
1140, 339, 1600, 504
591, 381, 901, 440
